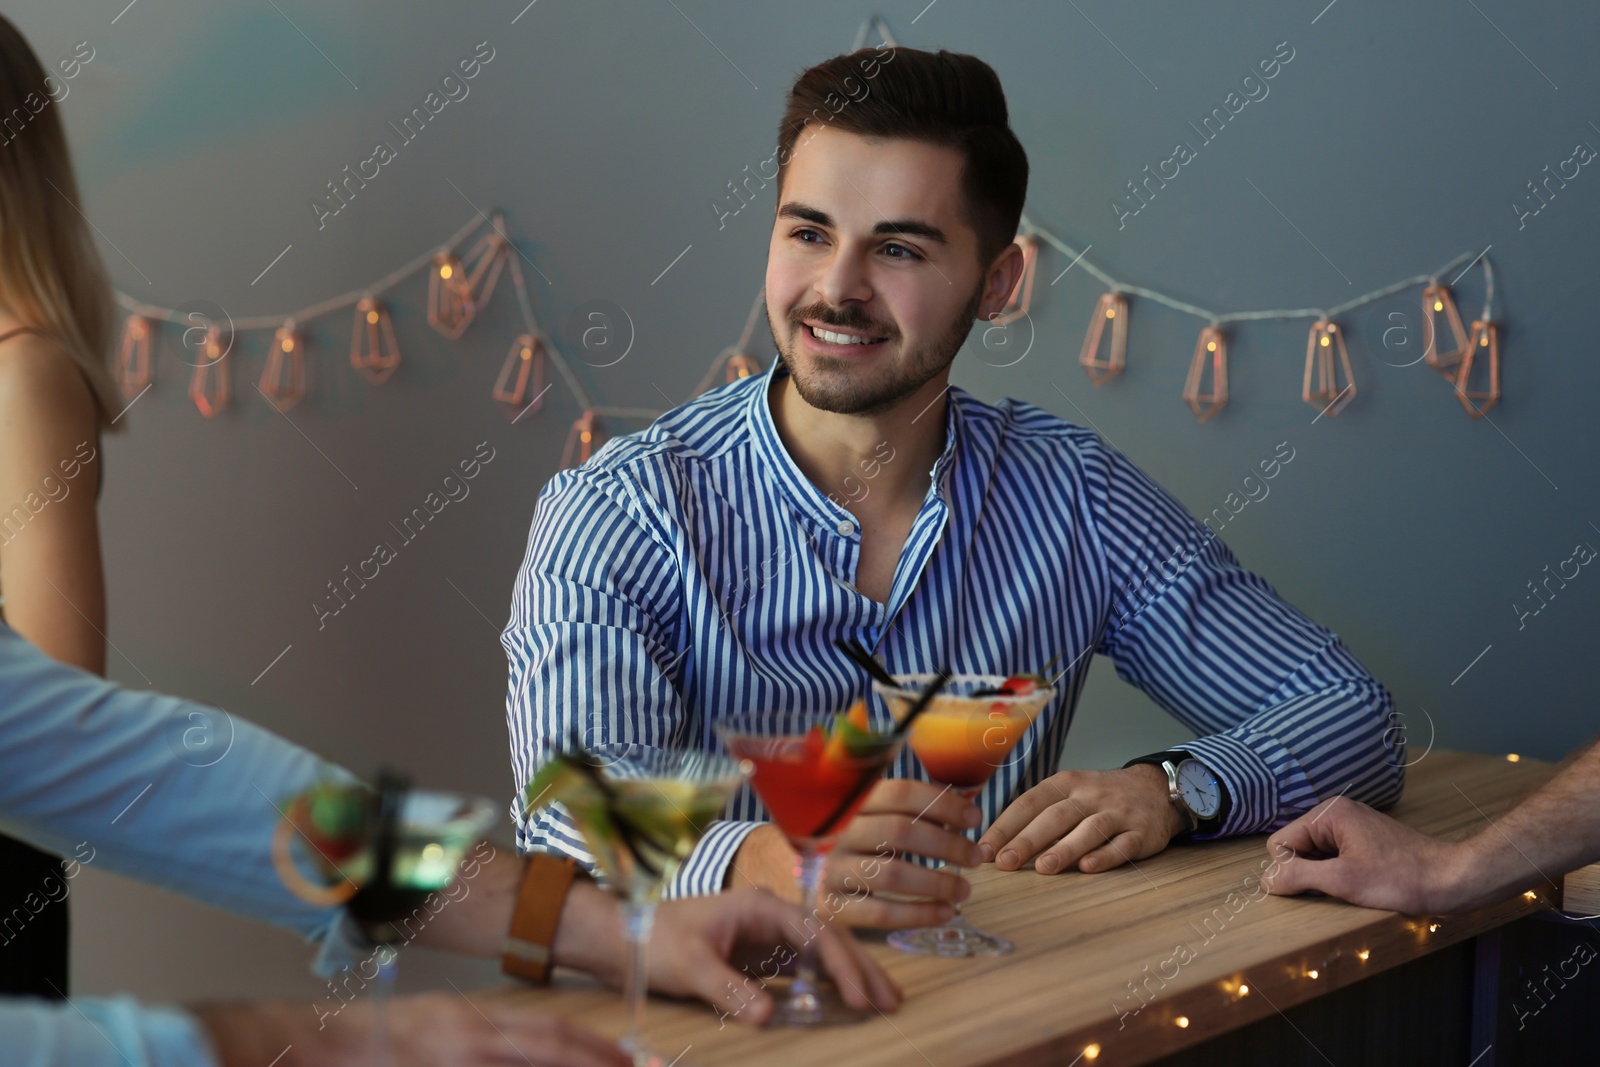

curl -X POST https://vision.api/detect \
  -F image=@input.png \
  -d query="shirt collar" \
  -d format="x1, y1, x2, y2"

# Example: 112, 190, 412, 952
747, 358, 963, 527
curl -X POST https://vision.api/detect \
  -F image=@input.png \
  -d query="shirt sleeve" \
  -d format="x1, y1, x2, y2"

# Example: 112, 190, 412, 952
0, 622, 365, 975
503, 466, 759, 897
1080, 435, 1404, 836
0, 997, 217, 1067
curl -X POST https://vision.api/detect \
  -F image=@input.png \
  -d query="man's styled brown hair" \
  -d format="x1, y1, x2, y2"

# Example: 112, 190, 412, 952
775, 47, 1029, 271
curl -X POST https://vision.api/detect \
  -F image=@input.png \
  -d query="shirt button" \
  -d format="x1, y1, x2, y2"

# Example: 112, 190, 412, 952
836, 519, 855, 537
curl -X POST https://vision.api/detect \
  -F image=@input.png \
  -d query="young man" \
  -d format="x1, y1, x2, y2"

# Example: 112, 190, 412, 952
0, 623, 897, 1067
505, 47, 1403, 927
1263, 740, 1600, 914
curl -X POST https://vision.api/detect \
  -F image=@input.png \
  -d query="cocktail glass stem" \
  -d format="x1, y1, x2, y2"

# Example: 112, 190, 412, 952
784, 847, 828, 1023
887, 786, 1013, 957
620, 899, 657, 1064
370, 943, 397, 1067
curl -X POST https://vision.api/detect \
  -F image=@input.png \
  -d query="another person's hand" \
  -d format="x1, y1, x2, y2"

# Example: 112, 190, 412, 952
553, 881, 900, 1019
1262, 797, 1472, 913
729, 778, 983, 928
646, 887, 902, 1024
195, 989, 628, 1067
978, 765, 1182, 874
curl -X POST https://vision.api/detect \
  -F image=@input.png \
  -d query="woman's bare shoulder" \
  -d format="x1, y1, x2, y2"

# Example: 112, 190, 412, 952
0, 328, 100, 429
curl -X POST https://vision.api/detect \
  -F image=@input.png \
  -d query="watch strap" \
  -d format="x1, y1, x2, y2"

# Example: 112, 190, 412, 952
1123, 749, 1227, 837
500, 852, 579, 984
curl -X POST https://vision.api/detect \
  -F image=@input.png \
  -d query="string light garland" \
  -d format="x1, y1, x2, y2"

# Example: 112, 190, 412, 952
1017, 215, 1501, 421
111, 11, 1506, 454
112, 211, 757, 459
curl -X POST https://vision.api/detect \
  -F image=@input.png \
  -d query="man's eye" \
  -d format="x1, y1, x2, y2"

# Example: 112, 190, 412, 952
884, 244, 920, 261
793, 229, 824, 244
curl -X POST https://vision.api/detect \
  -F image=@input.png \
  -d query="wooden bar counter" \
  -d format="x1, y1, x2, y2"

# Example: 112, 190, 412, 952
515, 751, 1564, 1065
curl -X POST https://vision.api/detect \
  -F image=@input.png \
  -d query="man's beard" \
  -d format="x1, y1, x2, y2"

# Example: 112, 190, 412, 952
772, 283, 985, 417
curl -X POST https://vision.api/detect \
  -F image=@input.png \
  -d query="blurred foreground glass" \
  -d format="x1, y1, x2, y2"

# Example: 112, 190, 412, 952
524, 744, 741, 1065
273, 770, 497, 1065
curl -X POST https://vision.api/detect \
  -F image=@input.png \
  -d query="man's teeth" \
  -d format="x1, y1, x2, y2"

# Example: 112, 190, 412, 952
811, 325, 884, 345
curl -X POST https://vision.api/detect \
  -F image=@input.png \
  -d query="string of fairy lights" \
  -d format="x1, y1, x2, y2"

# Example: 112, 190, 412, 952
108, 12, 1505, 462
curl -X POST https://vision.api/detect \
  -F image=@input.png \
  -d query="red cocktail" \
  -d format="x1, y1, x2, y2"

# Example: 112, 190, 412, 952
717, 704, 904, 1026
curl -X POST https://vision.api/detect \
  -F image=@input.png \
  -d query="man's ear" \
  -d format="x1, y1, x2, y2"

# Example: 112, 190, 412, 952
978, 241, 1028, 321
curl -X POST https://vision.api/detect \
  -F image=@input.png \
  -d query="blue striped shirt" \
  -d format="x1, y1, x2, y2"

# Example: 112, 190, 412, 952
502, 361, 1404, 895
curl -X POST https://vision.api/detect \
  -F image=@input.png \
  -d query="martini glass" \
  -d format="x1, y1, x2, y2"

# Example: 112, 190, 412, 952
272, 769, 498, 1065
715, 708, 906, 1026
524, 744, 741, 1066
873, 674, 1055, 957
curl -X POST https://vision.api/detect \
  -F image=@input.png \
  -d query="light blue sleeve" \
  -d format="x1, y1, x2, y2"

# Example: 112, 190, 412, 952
0, 622, 370, 1065
0, 998, 216, 1067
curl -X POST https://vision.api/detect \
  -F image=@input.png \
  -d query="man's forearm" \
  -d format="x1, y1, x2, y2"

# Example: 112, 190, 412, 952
192, 1001, 355, 1067
387, 841, 625, 983
1446, 740, 1600, 911
388, 841, 521, 958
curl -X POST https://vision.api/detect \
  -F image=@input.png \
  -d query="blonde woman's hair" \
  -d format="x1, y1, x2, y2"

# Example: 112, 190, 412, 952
0, 14, 117, 428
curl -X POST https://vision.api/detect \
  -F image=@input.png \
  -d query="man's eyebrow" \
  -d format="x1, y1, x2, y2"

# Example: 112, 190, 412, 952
777, 202, 948, 245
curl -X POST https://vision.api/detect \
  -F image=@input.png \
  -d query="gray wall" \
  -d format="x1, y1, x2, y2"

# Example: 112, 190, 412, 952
5, 0, 1594, 1007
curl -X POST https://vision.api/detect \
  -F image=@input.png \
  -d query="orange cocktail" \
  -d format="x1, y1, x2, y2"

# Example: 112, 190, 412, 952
874, 673, 1055, 956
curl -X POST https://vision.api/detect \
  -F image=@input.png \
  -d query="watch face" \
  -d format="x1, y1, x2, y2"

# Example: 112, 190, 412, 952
1175, 759, 1221, 819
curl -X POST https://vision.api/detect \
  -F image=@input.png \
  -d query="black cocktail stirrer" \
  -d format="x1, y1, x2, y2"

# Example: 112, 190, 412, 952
835, 636, 898, 688
809, 668, 951, 840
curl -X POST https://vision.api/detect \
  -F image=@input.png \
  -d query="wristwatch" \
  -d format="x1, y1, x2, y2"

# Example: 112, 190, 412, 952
500, 852, 579, 984
1123, 749, 1229, 837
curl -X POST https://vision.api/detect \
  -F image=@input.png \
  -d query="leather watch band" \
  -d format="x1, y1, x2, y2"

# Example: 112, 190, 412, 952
500, 853, 579, 984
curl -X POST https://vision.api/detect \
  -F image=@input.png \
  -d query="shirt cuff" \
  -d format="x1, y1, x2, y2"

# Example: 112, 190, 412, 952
1179, 729, 1288, 839
306, 909, 377, 980
666, 819, 763, 898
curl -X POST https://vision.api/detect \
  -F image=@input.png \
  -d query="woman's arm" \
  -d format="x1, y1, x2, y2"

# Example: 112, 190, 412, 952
0, 333, 106, 675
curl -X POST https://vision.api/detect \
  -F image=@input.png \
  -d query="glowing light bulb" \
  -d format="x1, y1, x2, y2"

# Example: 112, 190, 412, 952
1428, 923, 1440, 933
1175, 1016, 1190, 1028
1523, 890, 1538, 901
1357, 949, 1370, 961
367, 310, 380, 324
1307, 969, 1319, 980
1320, 335, 1330, 347
281, 338, 294, 352
1207, 341, 1217, 352
421, 843, 444, 863
1480, 333, 1489, 346
1083, 1044, 1101, 1061
521, 346, 532, 361
1434, 300, 1444, 312
1506, 753, 1521, 762
1238, 984, 1250, 996
580, 431, 592, 444
1105, 307, 1116, 319
440, 263, 454, 280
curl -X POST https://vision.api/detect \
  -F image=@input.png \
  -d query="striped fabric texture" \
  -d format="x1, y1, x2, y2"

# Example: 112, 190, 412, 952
503, 361, 1404, 896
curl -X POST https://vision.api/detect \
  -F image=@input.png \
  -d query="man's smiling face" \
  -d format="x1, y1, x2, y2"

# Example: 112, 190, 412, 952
766, 124, 990, 417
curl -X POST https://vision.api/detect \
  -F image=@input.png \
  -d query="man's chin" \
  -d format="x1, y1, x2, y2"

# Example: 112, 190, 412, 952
789, 372, 914, 417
